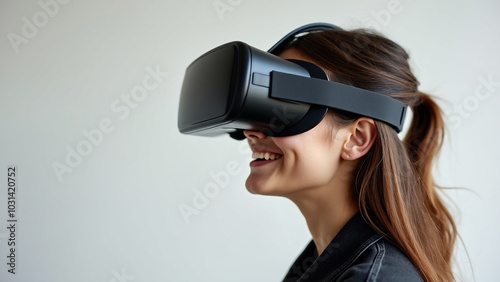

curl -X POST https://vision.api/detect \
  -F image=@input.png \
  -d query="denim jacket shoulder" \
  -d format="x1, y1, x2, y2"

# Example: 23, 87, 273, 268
282, 213, 424, 282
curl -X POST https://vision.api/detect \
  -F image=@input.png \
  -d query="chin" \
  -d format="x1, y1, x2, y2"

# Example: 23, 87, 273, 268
245, 180, 268, 195
245, 177, 290, 196
245, 177, 271, 195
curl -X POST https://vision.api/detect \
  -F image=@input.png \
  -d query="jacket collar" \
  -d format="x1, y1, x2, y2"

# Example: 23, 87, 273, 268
283, 213, 383, 282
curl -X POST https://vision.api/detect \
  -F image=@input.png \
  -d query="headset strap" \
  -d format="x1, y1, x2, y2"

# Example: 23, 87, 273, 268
268, 23, 342, 55
270, 70, 407, 132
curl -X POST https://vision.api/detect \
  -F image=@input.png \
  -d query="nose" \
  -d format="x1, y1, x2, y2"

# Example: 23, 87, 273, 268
243, 130, 267, 143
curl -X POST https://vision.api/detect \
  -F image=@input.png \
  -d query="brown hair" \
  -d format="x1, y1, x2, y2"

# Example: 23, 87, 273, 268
288, 29, 457, 281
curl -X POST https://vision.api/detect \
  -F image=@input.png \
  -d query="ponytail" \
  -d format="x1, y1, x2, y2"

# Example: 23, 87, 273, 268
404, 92, 445, 190
403, 92, 457, 280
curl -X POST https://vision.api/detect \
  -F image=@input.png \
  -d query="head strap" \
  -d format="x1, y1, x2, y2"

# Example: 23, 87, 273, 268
268, 23, 342, 55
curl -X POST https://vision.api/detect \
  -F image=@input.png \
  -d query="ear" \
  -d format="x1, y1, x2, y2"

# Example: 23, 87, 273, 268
341, 118, 377, 161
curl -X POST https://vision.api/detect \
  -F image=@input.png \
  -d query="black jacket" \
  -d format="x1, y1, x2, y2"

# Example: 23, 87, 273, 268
283, 213, 424, 282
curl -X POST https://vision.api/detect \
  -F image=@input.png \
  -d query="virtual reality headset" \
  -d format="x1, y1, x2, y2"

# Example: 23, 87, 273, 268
178, 23, 407, 140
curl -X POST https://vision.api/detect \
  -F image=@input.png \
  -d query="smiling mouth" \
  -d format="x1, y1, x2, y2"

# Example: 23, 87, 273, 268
251, 152, 283, 161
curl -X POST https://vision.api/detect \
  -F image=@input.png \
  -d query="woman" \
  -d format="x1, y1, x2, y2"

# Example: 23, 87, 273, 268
243, 27, 457, 281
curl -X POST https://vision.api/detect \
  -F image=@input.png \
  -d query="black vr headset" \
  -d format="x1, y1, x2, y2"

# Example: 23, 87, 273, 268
177, 23, 407, 140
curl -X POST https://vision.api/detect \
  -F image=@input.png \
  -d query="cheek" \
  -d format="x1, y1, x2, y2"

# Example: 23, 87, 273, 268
273, 135, 302, 149
290, 148, 339, 186
276, 138, 341, 187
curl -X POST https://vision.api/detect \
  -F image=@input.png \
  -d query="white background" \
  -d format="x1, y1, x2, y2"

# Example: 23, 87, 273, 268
0, 0, 499, 281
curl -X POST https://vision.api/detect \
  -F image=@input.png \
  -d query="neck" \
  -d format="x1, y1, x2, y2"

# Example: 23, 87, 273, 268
286, 178, 358, 256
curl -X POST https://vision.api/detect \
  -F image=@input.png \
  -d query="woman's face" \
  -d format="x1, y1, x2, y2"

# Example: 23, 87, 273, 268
244, 115, 348, 196
244, 49, 350, 197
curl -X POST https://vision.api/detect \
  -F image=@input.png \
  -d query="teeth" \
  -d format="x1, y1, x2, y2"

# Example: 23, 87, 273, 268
251, 152, 283, 160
